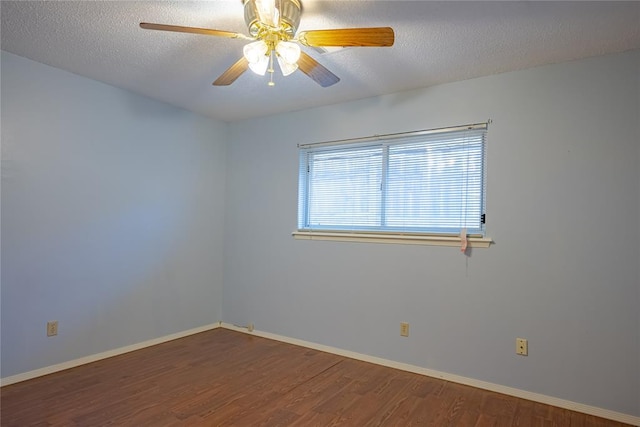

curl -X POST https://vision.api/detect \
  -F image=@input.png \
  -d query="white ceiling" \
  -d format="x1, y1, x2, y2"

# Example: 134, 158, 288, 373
2, 1, 639, 122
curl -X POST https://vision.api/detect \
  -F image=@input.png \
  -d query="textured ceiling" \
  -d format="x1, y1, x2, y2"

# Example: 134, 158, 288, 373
2, 1, 639, 122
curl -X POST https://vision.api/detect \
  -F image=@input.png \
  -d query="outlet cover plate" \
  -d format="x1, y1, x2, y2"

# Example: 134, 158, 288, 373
47, 321, 58, 337
400, 322, 409, 337
516, 338, 528, 356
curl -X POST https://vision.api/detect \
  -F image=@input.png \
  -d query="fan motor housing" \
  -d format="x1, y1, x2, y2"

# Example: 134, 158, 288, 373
243, 0, 301, 37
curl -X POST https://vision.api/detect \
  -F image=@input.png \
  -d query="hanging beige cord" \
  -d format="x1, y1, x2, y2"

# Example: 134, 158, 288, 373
460, 228, 468, 254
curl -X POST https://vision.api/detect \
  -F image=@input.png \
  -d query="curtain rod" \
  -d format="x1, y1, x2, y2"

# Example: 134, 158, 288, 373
298, 120, 491, 149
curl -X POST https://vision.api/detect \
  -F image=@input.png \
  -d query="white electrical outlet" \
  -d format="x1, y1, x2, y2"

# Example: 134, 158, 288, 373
516, 338, 528, 356
47, 321, 58, 337
400, 322, 409, 337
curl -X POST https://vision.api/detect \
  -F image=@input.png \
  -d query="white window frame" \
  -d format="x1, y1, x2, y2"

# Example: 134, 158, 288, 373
293, 123, 492, 247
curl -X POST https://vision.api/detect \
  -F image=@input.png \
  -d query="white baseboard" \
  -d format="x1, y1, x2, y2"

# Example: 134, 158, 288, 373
221, 323, 639, 426
0, 322, 222, 387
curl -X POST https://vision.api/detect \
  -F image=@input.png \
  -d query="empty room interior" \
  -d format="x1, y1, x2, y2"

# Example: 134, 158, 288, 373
1, 1, 639, 425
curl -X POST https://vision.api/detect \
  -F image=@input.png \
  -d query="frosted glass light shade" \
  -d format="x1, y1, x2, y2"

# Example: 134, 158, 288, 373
248, 55, 270, 75
254, 0, 279, 27
243, 40, 268, 64
277, 55, 298, 76
243, 40, 270, 75
275, 41, 300, 64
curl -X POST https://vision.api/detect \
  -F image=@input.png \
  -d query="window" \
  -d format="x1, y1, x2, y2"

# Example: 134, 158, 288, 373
295, 123, 490, 247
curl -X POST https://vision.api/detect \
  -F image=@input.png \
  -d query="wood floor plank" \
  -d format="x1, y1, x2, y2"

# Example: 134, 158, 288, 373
511, 398, 538, 427
402, 393, 446, 425
0, 329, 634, 427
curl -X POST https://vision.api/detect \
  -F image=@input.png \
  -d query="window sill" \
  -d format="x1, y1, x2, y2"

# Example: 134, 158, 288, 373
292, 231, 492, 248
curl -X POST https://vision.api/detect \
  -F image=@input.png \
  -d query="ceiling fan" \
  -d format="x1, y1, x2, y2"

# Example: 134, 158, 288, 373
140, 0, 394, 88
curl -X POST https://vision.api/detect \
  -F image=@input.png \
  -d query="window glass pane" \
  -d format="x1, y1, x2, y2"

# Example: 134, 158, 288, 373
386, 133, 483, 232
307, 146, 382, 228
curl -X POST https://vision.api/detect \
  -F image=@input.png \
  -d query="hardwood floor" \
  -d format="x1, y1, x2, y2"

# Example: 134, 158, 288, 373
0, 328, 633, 426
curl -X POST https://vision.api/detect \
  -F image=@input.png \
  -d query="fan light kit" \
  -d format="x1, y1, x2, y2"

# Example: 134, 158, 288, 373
140, 0, 394, 87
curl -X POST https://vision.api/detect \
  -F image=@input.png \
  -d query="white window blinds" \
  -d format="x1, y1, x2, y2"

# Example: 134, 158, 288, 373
298, 123, 487, 235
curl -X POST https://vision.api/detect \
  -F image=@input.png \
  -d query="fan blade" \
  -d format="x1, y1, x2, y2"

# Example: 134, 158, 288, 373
140, 23, 252, 40
297, 27, 395, 47
297, 52, 340, 88
213, 57, 250, 86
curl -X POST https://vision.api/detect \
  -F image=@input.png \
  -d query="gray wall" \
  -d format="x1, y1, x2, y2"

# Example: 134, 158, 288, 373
2, 48, 638, 417
223, 50, 640, 416
1, 51, 227, 377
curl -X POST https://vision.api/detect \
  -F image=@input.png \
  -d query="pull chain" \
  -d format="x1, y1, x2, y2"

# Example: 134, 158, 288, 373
268, 51, 275, 86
